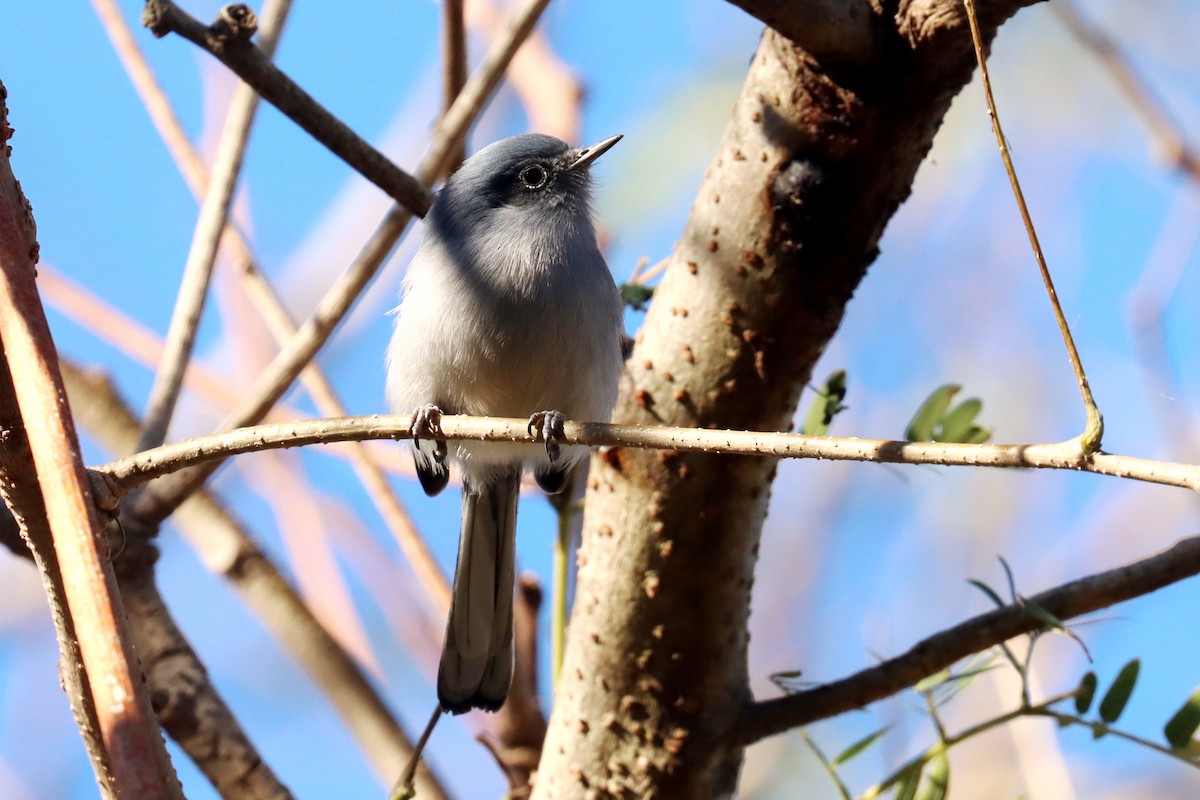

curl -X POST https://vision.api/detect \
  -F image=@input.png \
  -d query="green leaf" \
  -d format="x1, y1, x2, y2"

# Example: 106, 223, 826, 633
618, 282, 655, 311
833, 726, 890, 765
1098, 659, 1141, 723
1075, 672, 1098, 715
938, 398, 982, 443
894, 762, 924, 800
802, 370, 849, 436
914, 669, 953, 694
915, 753, 950, 800
1164, 687, 1200, 749
906, 384, 960, 442
960, 424, 988, 443
1020, 598, 1065, 631
998, 556, 1018, 603
1022, 597, 1092, 661
967, 579, 1007, 609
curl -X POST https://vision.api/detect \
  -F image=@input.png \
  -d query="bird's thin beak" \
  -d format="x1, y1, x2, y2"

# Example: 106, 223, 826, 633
568, 134, 623, 171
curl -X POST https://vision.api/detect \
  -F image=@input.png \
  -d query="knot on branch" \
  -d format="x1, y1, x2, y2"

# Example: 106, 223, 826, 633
141, 0, 170, 38
210, 3, 259, 48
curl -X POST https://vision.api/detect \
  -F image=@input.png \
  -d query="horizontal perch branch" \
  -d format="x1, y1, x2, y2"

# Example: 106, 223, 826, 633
93, 413, 1200, 500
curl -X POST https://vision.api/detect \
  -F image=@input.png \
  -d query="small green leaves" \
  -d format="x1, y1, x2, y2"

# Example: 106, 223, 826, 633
915, 753, 950, 800
802, 370, 849, 436
1074, 672, 1097, 715
1164, 687, 1200, 749
967, 578, 1006, 609
1098, 659, 1140, 724
832, 726, 890, 766
618, 282, 655, 311
905, 384, 992, 443
914, 668, 954, 695
893, 761, 924, 800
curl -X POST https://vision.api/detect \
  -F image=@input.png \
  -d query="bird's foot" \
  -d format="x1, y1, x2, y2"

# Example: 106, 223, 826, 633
528, 410, 567, 462
410, 403, 448, 461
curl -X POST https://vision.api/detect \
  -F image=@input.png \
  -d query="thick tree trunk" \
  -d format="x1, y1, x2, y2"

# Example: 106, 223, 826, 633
534, 2, 1040, 797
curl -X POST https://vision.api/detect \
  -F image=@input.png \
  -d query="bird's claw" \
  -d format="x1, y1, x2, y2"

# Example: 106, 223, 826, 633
410, 404, 448, 461
528, 410, 567, 462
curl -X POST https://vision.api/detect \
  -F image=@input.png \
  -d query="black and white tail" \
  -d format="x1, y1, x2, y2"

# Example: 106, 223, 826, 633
437, 469, 519, 713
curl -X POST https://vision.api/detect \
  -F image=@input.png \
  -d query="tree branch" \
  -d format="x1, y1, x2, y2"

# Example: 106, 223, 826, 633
141, 0, 432, 214
736, 534, 1200, 744
441, 0, 468, 174
1054, 0, 1200, 183
128, 0, 554, 527
137, 0, 293, 451
0, 348, 114, 798
62, 363, 448, 799
0, 82, 182, 799
94, 414, 1200, 500
723, 0, 877, 65
89, 1, 446, 607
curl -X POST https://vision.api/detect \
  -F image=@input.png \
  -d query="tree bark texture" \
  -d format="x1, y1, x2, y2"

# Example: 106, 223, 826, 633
535, 2, 1040, 797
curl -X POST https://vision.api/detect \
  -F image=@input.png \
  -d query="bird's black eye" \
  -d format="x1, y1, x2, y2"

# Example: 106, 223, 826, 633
518, 164, 549, 190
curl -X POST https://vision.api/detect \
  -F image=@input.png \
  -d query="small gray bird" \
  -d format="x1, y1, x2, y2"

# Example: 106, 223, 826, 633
386, 133, 625, 713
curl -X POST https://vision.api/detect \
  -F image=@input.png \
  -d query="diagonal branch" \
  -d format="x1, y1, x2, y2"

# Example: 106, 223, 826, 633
62, 363, 449, 798
137, 0, 293, 451
129, 0, 555, 526
1054, 0, 1200, 184
88, 1, 445, 605
0, 83, 181, 799
141, 0, 432, 215
441, 0, 468, 174
722, 0, 876, 65
736, 534, 1200, 744
962, 0, 1104, 453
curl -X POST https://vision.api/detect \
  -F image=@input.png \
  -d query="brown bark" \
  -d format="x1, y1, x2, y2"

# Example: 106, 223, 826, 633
534, 2, 1041, 797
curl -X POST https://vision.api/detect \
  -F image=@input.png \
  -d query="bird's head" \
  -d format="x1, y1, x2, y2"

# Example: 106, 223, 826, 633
430, 133, 622, 238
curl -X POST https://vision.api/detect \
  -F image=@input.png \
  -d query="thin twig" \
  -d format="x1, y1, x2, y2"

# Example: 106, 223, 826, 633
389, 706, 442, 800
1054, 1, 1200, 184
962, 0, 1104, 452
89, 1, 443, 602
130, 0, 556, 526
136, 0, 294, 451
736, 534, 1200, 744
95, 413, 1200, 498
141, 0, 431, 214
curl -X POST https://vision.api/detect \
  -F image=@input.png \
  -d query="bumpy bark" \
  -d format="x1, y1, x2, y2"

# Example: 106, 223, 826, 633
534, 2, 1041, 797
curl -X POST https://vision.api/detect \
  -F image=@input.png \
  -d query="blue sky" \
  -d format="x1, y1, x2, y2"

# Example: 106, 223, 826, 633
2, 1, 1200, 798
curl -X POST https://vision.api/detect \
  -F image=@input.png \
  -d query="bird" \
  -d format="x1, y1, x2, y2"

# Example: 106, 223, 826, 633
385, 133, 625, 713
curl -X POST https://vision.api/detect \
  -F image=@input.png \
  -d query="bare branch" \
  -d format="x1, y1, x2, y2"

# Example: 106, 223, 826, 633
129, 0, 555, 526
723, 0, 877, 65
441, 0, 468, 173
737, 534, 1200, 744
88, 2, 444, 605
1054, 0, 1200, 183
137, 0, 294, 451
962, 0, 1103, 451
0, 351, 113, 797
95, 413, 1200, 499
0, 82, 181, 799
141, 0, 432, 214
62, 363, 449, 798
